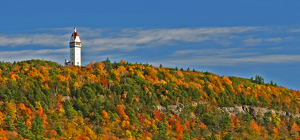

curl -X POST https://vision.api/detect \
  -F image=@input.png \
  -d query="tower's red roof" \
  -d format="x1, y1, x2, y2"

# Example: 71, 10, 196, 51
72, 32, 78, 40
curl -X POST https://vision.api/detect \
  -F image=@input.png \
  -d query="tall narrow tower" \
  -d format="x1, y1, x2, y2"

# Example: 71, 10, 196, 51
69, 27, 81, 66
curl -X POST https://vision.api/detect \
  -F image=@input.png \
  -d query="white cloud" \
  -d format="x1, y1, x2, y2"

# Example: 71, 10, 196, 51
243, 38, 263, 46
1, 26, 299, 66
0, 34, 69, 47
160, 54, 300, 67
0, 49, 69, 64
265, 37, 282, 42
0, 26, 261, 51
172, 48, 257, 57
82, 26, 262, 52
243, 37, 286, 46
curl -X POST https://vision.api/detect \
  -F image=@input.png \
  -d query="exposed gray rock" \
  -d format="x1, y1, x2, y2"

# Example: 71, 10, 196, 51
219, 106, 300, 119
156, 105, 167, 112
62, 96, 72, 101
156, 103, 300, 119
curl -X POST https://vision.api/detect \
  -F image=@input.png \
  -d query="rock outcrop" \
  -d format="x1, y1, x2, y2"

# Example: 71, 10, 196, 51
156, 103, 300, 119
220, 106, 300, 118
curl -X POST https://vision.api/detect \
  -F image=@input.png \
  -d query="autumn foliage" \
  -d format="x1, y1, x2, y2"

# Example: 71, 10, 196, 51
0, 59, 298, 139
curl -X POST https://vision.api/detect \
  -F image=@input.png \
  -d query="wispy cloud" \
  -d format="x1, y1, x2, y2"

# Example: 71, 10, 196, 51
1, 26, 300, 66
161, 54, 300, 67
243, 37, 284, 46
1, 26, 261, 50
163, 47, 300, 66
0, 49, 69, 63
0, 34, 69, 47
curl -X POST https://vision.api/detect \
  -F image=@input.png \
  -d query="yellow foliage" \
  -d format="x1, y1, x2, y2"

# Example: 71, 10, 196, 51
135, 70, 145, 79
272, 113, 281, 128
5, 103, 16, 117
121, 120, 130, 129
35, 102, 43, 110
65, 121, 81, 138
83, 126, 97, 140
56, 74, 66, 83
125, 130, 132, 138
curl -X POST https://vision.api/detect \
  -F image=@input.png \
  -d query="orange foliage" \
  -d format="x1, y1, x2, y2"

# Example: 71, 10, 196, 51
250, 119, 261, 135
79, 135, 90, 140
198, 122, 207, 129
185, 121, 190, 131
291, 122, 299, 137
9, 73, 19, 81
100, 76, 108, 88
120, 59, 127, 64
0, 129, 8, 139
101, 110, 110, 119
44, 130, 57, 138
164, 72, 172, 82
175, 133, 183, 140
116, 105, 129, 121
114, 76, 120, 82
94, 62, 105, 70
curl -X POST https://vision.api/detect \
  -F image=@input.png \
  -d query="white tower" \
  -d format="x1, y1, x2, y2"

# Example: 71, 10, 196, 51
70, 27, 81, 66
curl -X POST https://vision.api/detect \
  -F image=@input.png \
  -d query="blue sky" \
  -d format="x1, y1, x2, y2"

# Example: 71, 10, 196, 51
1, 1, 300, 90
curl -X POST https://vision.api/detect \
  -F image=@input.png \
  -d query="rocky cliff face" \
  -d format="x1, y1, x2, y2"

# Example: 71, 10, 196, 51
220, 106, 300, 118
156, 103, 300, 119
156, 102, 207, 116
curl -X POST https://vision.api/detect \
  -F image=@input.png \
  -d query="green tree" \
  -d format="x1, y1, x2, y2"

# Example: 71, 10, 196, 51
16, 117, 33, 138
221, 113, 232, 130
4, 116, 14, 131
56, 125, 64, 136
31, 113, 44, 136
157, 121, 168, 140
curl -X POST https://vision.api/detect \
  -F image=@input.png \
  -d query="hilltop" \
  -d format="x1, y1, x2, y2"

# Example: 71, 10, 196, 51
0, 59, 299, 139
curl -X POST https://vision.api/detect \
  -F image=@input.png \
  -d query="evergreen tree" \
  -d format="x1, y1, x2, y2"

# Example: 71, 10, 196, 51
157, 121, 168, 140
31, 113, 44, 136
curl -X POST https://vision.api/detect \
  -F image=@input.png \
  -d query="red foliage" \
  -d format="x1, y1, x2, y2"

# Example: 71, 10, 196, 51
79, 135, 90, 140
137, 113, 145, 122
144, 130, 149, 137
176, 120, 184, 133
153, 109, 162, 120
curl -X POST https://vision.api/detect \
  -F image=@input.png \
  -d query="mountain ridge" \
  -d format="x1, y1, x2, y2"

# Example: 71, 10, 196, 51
0, 59, 299, 139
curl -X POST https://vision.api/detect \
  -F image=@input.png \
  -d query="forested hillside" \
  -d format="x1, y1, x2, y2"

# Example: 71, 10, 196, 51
0, 59, 300, 139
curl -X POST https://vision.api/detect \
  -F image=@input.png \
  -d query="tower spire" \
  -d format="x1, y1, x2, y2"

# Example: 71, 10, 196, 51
74, 26, 77, 32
